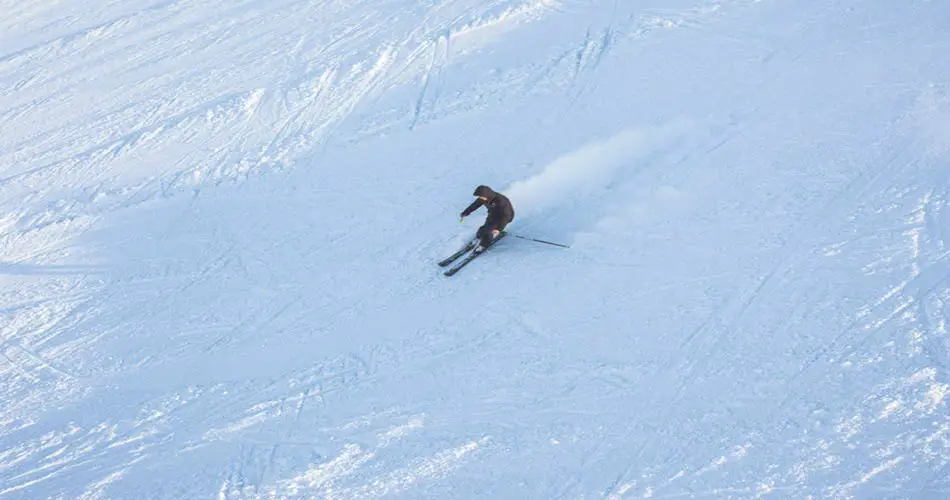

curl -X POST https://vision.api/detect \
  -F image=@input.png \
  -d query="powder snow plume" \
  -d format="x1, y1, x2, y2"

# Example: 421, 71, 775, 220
502, 120, 692, 217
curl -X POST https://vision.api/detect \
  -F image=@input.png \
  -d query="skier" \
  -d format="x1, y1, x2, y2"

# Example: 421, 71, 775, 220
460, 185, 515, 251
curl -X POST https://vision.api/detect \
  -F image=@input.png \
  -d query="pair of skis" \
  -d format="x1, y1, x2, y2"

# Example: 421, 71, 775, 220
438, 233, 507, 276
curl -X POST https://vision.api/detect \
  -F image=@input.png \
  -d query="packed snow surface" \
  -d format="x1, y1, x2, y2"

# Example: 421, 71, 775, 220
1, 0, 949, 498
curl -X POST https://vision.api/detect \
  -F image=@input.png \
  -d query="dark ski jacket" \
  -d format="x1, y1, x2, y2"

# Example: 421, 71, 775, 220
461, 185, 515, 231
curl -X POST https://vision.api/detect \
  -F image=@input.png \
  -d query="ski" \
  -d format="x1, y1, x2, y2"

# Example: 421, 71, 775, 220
443, 248, 481, 277
443, 233, 506, 277
438, 240, 477, 267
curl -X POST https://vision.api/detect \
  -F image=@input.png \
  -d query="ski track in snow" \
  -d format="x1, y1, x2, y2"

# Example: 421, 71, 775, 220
0, 0, 562, 250
3, 0, 950, 498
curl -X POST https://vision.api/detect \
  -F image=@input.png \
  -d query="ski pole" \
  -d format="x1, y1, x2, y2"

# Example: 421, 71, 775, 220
507, 233, 570, 248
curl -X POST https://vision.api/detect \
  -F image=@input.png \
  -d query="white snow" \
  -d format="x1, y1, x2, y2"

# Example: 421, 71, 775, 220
2, 0, 950, 498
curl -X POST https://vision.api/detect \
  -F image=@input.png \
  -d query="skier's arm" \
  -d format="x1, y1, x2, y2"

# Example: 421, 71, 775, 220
460, 199, 484, 217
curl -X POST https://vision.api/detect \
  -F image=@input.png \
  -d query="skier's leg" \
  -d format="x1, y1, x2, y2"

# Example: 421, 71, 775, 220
476, 224, 493, 249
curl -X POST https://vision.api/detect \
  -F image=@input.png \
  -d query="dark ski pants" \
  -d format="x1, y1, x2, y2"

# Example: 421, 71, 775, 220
476, 223, 498, 247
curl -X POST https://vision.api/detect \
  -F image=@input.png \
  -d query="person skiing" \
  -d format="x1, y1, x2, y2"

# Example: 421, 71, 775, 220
460, 185, 515, 251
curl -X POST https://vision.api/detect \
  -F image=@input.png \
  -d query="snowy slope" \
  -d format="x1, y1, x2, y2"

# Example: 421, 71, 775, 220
2, 0, 950, 498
